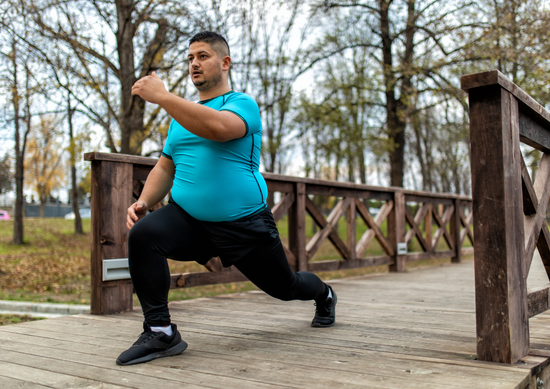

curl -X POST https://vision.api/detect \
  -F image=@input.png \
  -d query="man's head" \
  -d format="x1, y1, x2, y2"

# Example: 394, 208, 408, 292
189, 31, 230, 59
188, 32, 231, 93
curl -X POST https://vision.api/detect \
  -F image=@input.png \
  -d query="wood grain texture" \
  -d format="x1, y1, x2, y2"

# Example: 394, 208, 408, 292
4, 261, 550, 388
355, 199, 394, 256
289, 182, 307, 271
524, 153, 550, 275
389, 191, 406, 272
87, 153, 474, 318
469, 85, 529, 364
528, 285, 550, 318
305, 197, 350, 260
90, 161, 134, 315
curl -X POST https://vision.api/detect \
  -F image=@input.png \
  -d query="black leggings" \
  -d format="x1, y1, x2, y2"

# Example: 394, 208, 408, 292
128, 202, 327, 326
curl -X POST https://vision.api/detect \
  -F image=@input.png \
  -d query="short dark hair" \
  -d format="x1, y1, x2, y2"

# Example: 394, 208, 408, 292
189, 31, 230, 58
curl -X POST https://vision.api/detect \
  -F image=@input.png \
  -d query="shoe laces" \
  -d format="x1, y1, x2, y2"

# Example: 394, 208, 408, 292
133, 330, 164, 346
314, 297, 333, 316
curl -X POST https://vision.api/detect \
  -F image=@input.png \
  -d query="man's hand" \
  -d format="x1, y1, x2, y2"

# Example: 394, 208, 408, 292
131, 72, 168, 104
127, 200, 149, 230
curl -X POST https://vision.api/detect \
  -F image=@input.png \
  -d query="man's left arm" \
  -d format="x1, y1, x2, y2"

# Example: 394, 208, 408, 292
131, 73, 245, 142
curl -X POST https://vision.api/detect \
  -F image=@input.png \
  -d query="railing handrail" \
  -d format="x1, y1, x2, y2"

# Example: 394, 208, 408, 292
86, 151, 474, 327
84, 151, 472, 201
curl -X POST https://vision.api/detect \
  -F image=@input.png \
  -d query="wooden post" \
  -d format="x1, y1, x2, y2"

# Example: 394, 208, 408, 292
90, 160, 134, 315
289, 182, 307, 271
468, 85, 529, 363
451, 199, 461, 263
389, 191, 406, 272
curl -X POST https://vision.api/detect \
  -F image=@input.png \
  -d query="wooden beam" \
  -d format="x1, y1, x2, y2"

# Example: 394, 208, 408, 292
431, 205, 455, 251
203, 257, 225, 272
289, 183, 307, 271
265, 180, 294, 194
524, 153, 550, 274
528, 285, 550, 318
404, 206, 430, 252
347, 199, 357, 261
537, 226, 550, 281
307, 256, 393, 272
460, 209, 474, 246
521, 156, 538, 216
90, 161, 134, 315
451, 199, 462, 263
404, 204, 429, 243
170, 268, 248, 289
404, 250, 454, 262
305, 197, 350, 260
468, 84, 529, 364
271, 192, 295, 222
389, 192, 406, 272
355, 200, 395, 256
425, 204, 433, 252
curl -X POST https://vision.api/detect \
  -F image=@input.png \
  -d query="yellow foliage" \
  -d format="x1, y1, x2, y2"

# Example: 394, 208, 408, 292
25, 116, 66, 202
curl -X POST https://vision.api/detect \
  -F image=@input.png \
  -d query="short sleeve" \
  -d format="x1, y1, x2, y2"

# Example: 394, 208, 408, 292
220, 94, 262, 136
161, 121, 173, 159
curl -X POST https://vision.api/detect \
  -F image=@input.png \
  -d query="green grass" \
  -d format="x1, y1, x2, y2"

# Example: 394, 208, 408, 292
0, 314, 45, 325
0, 214, 471, 307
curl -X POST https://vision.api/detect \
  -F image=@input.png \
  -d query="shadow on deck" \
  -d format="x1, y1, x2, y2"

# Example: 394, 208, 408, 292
0, 259, 549, 389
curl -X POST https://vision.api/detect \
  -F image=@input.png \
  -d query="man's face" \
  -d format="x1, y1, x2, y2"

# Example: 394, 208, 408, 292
188, 42, 225, 91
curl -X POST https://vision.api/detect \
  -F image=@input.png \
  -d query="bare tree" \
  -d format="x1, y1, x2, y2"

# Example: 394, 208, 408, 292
19, 0, 205, 155
230, 0, 320, 176
2, 37, 33, 243
312, 0, 480, 187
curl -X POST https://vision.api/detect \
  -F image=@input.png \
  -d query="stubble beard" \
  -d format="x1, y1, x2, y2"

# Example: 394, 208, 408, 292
193, 66, 223, 92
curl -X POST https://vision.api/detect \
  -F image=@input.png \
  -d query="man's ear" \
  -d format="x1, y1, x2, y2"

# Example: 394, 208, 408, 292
222, 55, 231, 71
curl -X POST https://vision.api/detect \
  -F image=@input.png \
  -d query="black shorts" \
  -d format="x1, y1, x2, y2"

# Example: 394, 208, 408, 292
167, 198, 279, 267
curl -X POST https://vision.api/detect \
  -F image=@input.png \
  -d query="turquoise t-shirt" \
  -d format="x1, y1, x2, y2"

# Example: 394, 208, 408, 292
162, 91, 268, 222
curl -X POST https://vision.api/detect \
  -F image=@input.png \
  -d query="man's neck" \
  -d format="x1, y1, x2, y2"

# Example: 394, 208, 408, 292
197, 84, 232, 101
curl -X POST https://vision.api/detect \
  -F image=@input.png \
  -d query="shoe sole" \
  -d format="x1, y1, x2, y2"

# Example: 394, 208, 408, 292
116, 339, 188, 366
311, 321, 335, 328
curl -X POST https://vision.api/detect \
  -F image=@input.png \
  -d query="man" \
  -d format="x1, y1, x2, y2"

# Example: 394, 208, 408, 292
116, 31, 336, 366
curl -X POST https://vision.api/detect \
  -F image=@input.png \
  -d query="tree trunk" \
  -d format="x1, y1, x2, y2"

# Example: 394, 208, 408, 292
116, 1, 168, 155
68, 94, 83, 234
39, 190, 45, 218
116, 0, 143, 154
379, 0, 416, 188
11, 39, 27, 245
379, 0, 405, 187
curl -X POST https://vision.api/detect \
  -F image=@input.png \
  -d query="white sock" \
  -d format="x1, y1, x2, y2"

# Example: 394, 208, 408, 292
150, 325, 173, 336
326, 286, 332, 299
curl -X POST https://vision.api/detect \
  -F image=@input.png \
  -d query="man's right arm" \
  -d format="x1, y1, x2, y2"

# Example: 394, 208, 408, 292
127, 156, 175, 230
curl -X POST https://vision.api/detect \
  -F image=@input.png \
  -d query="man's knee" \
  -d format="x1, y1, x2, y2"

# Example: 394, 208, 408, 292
128, 218, 155, 249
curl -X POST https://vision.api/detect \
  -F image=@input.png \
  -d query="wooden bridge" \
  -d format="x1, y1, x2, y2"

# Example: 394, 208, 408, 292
2, 258, 550, 388
2, 70, 550, 388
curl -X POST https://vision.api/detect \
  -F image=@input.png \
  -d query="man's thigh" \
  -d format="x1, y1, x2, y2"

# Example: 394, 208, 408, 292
130, 202, 216, 264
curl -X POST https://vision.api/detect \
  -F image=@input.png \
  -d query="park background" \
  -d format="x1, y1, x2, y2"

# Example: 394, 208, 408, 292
0, 0, 547, 320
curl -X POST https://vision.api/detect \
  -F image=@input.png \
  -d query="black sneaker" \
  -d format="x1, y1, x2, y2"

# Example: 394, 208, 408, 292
311, 285, 337, 327
116, 323, 188, 366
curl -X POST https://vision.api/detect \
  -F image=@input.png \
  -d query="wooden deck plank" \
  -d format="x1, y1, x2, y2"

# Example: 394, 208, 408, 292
0, 318, 527, 389
0, 371, 53, 389
2, 260, 550, 388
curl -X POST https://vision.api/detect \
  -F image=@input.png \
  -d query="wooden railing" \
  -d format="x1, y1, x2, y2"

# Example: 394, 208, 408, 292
462, 70, 550, 364
84, 152, 473, 317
